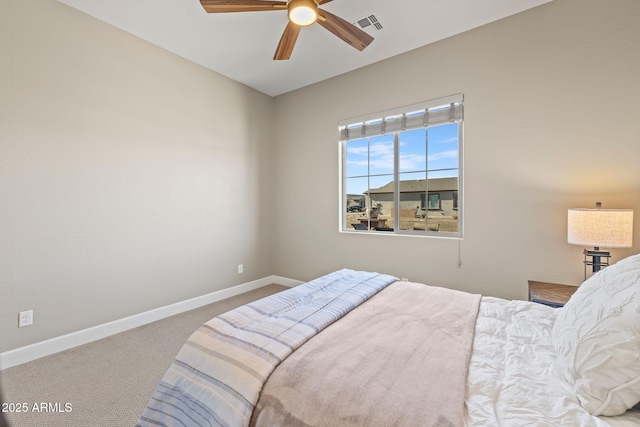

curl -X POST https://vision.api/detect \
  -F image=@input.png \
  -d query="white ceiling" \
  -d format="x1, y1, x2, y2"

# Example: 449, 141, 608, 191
57, 0, 553, 97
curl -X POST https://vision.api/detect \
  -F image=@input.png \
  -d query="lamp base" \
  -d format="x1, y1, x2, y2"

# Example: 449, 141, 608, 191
583, 248, 611, 279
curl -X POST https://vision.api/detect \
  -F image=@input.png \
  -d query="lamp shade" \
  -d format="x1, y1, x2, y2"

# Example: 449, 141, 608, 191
568, 208, 634, 248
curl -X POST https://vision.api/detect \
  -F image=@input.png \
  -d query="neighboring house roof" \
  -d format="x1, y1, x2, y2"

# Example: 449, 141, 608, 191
366, 177, 458, 194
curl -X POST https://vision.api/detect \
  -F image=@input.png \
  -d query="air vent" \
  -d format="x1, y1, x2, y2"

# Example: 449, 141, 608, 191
354, 14, 383, 31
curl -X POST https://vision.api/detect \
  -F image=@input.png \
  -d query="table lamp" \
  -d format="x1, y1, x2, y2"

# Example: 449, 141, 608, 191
568, 202, 633, 278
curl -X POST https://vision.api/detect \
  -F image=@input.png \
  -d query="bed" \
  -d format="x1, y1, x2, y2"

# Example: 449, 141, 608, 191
137, 255, 640, 427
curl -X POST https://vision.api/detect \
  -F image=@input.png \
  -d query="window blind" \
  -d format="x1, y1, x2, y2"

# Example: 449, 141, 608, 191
339, 94, 463, 142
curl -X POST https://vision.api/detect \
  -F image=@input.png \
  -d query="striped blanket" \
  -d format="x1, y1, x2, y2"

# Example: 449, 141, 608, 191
137, 269, 397, 427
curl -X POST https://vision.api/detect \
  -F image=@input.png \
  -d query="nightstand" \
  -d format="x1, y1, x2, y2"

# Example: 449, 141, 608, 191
528, 280, 579, 308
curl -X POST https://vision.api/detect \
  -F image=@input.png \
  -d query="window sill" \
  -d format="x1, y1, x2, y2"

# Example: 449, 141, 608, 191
339, 229, 461, 239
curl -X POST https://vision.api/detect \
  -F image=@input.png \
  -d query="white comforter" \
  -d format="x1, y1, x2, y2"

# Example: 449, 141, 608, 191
465, 297, 640, 427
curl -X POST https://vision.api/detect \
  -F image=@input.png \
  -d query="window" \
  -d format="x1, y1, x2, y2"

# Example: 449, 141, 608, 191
428, 194, 441, 210
340, 94, 463, 237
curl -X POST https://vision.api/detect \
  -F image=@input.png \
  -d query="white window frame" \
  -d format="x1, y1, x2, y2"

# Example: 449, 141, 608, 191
339, 94, 464, 238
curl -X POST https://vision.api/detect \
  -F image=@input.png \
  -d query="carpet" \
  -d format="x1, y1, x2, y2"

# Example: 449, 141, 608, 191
0, 284, 286, 427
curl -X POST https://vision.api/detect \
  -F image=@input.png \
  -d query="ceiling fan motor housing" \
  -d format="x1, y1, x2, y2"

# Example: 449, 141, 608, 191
288, 0, 318, 26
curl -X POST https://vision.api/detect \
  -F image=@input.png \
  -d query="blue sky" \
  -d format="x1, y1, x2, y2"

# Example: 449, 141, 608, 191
345, 123, 459, 195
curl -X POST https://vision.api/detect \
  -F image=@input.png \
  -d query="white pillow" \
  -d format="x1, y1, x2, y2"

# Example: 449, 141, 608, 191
552, 253, 640, 416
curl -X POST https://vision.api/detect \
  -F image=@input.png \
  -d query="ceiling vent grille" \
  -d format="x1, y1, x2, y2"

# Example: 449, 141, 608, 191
354, 14, 383, 31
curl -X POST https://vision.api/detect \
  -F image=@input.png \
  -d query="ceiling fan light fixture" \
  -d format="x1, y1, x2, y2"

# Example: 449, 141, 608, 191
288, 0, 318, 26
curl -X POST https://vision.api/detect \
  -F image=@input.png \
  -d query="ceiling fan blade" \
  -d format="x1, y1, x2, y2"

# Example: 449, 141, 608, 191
200, 0, 286, 13
317, 0, 334, 4
317, 9, 374, 51
274, 22, 301, 60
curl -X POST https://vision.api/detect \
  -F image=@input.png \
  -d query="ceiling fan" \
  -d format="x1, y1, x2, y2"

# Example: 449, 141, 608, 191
199, 0, 375, 60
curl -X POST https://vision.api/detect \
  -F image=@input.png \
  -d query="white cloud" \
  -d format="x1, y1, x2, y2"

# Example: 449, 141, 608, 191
399, 153, 426, 171
346, 146, 368, 156
347, 142, 394, 171
348, 142, 456, 172
428, 150, 458, 161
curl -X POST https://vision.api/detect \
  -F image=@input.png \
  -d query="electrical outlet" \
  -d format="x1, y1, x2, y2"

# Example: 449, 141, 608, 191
19, 310, 33, 328
238, 264, 244, 274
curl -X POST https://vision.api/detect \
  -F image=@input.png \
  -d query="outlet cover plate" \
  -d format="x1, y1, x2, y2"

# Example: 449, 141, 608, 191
19, 310, 33, 327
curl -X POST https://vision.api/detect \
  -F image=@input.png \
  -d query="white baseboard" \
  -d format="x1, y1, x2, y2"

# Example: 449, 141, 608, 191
0, 275, 300, 370
272, 275, 304, 288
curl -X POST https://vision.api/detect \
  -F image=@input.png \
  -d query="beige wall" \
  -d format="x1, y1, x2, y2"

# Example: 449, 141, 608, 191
272, 0, 640, 298
0, 1, 274, 352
